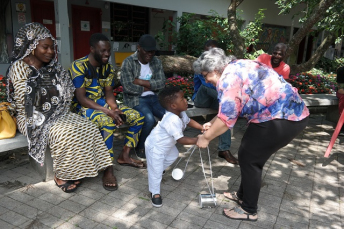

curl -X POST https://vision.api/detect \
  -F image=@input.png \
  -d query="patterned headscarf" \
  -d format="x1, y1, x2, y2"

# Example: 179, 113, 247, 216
6, 22, 75, 164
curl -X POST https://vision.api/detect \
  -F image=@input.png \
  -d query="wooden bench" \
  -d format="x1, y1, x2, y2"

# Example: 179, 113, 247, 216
1, 94, 339, 181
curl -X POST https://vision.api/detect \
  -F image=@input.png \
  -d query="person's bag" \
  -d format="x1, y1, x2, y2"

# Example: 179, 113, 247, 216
0, 102, 17, 139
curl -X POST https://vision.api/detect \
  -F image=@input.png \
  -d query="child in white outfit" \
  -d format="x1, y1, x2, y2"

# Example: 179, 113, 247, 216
145, 86, 203, 207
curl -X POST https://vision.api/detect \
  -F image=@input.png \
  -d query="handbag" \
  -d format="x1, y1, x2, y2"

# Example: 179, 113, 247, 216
0, 102, 17, 139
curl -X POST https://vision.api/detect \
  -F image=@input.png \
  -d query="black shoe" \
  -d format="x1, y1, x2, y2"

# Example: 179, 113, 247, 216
135, 149, 146, 161
151, 194, 163, 208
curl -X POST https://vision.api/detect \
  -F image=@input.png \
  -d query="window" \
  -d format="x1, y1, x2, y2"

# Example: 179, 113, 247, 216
111, 3, 149, 42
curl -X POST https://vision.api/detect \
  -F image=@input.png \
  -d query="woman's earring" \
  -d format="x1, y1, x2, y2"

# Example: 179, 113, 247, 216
31, 50, 35, 56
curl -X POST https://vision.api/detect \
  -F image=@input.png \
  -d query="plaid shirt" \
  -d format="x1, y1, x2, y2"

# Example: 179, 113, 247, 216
120, 51, 165, 108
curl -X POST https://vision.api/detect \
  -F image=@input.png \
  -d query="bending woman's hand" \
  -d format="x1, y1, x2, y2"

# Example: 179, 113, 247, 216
197, 134, 210, 148
202, 122, 212, 133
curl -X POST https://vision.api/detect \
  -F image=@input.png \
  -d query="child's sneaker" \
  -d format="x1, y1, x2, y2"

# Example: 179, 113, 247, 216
151, 194, 163, 208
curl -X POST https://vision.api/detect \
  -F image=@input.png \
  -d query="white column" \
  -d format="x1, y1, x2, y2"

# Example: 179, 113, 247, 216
54, 0, 72, 70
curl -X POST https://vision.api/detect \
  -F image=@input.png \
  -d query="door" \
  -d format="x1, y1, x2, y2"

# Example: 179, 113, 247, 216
30, 0, 56, 37
72, 5, 102, 60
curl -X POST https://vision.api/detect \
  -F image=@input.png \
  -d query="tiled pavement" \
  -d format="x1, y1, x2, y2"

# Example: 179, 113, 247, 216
0, 114, 343, 229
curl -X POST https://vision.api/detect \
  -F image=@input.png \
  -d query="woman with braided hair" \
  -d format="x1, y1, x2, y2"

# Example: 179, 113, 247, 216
6, 23, 117, 192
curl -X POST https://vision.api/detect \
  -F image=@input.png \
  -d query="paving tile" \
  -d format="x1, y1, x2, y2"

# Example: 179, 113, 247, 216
89, 201, 119, 215
24, 197, 54, 211
12, 203, 40, 219
170, 218, 202, 229
308, 219, 342, 229
67, 215, 99, 229
38, 192, 68, 205
0, 196, 23, 210
79, 208, 109, 223
74, 187, 106, 200
0, 219, 15, 228
33, 212, 66, 228
143, 210, 175, 225
5, 191, 35, 203
67, 193, 97, 206
203, 219, 238, 229
0, 205, 9, 216
58, 199, 88, 214
46, 205, 76, 221
0, 210, 29, 226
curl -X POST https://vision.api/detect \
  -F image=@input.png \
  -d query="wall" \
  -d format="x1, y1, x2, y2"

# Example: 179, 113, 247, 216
238, 0, 305, 28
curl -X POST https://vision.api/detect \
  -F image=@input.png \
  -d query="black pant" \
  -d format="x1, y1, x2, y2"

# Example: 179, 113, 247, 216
237, 117, 309, 214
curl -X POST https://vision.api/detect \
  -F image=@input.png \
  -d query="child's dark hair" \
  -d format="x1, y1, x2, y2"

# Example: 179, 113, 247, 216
159, 86, 181, 110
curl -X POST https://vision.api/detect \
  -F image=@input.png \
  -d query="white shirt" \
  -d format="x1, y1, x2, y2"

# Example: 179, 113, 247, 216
146, 111, 190, 152
139, 61, 154, 96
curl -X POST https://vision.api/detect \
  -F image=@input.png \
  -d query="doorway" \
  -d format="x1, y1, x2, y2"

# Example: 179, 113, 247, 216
71, 5, 101, 60
30, 0, 56, 37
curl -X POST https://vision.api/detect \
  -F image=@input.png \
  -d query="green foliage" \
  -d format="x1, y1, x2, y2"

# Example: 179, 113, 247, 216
240, 9, 266, 58
276, 0, 344, 39
174, 13, 214, 57
157, 9, 265, 57
246, 49, 266, 60
315, 57, 344, 73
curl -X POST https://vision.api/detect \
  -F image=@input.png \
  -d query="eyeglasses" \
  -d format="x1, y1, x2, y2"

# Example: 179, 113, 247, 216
203, 72, 209, 79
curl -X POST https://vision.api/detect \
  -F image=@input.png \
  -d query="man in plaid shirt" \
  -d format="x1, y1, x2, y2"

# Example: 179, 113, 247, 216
120, 34, 166, 160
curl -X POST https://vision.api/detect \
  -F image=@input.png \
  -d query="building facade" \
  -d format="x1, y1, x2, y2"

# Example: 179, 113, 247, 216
0, 0, 341, 75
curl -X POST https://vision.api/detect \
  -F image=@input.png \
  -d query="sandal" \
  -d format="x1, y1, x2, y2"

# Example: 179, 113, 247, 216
102, 175, 118, 191
223, 191, 243, 205
223, 207, 258, 221
54, 179, 77, 193
117, 158, 146, 169
72, 180, 82, 187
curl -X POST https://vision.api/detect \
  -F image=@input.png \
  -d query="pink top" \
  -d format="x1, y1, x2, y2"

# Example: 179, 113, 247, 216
217, 59, 309, 129
256, 53, 290, 79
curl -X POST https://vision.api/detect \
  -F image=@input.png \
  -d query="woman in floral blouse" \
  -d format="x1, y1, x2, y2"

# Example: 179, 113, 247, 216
194, 48, 309, 221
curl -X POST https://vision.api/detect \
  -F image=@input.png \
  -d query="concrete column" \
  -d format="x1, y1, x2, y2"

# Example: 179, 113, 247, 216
54, 0, 72, 70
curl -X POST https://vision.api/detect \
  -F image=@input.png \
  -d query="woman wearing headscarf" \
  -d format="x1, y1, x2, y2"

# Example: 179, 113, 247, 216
194, 48, 309, 221
6, 22, 117, 193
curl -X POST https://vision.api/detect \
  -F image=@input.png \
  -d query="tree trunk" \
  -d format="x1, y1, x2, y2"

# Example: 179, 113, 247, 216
290, 32, 337, 74
157, 55, 197, 74
285, 0, 336, 59
227, 0, 245, 59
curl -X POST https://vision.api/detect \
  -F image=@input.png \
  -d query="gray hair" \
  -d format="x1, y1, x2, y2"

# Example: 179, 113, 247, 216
193, 48, 236, 74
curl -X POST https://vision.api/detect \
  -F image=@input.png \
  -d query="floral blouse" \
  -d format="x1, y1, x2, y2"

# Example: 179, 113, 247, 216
217, 59, 309, 129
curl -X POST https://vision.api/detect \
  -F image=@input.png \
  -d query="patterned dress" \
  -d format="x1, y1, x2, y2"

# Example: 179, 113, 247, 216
8, 60, 113, 180
69, 56, 144, 160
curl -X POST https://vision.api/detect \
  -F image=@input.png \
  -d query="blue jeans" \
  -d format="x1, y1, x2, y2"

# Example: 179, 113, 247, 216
194, 85, 231, 151
133, 94, 166, 150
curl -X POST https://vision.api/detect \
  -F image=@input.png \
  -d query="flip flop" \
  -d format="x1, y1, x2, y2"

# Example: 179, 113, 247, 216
102, 175, 118, 191
72, 180, 82, 187
54, 179, 77, 193
223, 207, 258, 221
223, 191, 243, 205
117, 158, 147, 169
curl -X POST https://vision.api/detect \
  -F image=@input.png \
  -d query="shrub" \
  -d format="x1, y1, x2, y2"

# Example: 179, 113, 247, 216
287, 71, 337, 94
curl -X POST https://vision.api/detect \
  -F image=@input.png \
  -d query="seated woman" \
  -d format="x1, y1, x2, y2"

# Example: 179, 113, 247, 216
6, 22, 117, 193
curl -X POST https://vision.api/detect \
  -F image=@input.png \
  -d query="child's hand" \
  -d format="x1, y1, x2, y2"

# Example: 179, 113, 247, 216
202, 122, 212, 133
